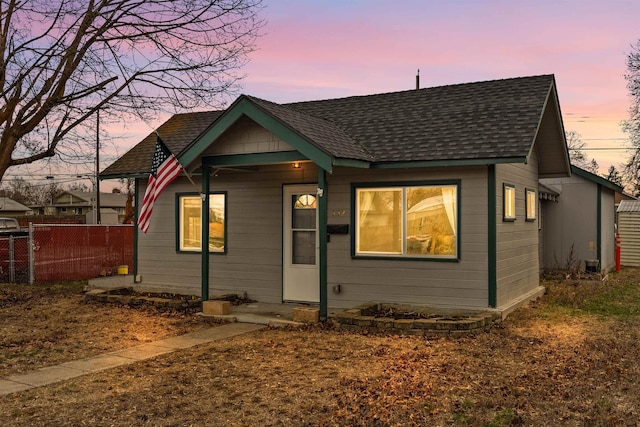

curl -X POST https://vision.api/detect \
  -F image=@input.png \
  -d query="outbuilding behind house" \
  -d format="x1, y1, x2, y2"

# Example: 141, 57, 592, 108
618, 200, 640, 267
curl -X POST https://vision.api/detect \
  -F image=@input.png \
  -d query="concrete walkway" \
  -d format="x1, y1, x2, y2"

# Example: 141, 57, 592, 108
0, 322, 265, 396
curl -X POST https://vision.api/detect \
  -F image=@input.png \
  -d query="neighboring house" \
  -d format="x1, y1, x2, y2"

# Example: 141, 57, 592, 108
0, 197, 32, 216
101, 74, 571, 319
617, 200, 640, 267
36, 191, 128, 223
539, 166, 622, 272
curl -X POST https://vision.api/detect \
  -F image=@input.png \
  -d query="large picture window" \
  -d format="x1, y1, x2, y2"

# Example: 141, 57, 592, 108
354, 182, 459, 259
177, 193, 226, 252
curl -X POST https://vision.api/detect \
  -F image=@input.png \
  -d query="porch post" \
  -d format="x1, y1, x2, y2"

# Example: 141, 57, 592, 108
201, 165, 210, 302
597, 184, 602, 267
133, 178, 139, 283
318, 168, 328, 321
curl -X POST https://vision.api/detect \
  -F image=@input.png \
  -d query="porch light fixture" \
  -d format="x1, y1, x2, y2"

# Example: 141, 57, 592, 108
292, 162, 300, 169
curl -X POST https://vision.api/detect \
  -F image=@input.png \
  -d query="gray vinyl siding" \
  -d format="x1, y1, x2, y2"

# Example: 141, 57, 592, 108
138, 163, 490, 309
540, 175, 617, 272
325, 166, 489, 310
138, 164, 317, 301
202, 116, 294, 156
495, 152, 540, 309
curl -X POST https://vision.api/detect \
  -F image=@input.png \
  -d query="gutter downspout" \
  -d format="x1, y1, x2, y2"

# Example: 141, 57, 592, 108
597, 184, 602, 269
318, 168, 328, 321
488, 165, 497, 308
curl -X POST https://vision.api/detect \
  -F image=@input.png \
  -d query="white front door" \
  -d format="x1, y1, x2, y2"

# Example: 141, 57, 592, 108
283, 185, 319, 302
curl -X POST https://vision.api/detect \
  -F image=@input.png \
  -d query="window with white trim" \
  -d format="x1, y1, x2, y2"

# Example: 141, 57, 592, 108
178, 193, 226, 252
503, 184, 516, 221
526, 189, 536, 221
354, 183, 458, 258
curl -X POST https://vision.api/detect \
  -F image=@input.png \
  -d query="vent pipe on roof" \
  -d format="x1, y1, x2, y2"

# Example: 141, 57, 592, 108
416, 69, 420, 90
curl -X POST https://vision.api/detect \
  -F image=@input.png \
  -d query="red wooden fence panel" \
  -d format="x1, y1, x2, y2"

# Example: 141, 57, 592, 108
32, 225, 133, 283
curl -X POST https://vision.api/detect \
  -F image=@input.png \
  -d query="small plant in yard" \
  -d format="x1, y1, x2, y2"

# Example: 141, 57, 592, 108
487, 408, 522, 426
543, 267, 640, 317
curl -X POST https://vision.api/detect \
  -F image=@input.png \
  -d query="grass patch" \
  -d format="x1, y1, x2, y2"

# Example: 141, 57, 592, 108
542, 268, 640, 318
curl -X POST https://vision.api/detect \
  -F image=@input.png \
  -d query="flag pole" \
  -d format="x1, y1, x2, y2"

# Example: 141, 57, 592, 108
154, 131, 201, 194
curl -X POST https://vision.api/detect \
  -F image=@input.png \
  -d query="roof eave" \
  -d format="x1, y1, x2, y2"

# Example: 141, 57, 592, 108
571, 165, 624, 192
370, 156, 528, 169
180, 96, 335, 173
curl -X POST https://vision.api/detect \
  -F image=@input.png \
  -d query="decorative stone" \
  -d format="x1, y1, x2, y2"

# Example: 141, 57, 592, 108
292, 307, 319, 323
393, 319, 415, 330
202, 300, 231, 315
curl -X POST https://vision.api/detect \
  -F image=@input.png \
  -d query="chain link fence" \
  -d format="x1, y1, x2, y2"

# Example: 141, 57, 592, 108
0, 224, 134, 283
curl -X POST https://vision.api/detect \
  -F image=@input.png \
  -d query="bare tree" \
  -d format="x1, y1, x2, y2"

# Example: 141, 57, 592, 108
584, 158, 599, 175
606, 165, 624, 186
0, 176, 61, 205
624, 39, 640, 196
0, 0, 264, 181
566, 130, 588, 167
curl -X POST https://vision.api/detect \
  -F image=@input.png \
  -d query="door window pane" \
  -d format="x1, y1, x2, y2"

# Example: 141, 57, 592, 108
292, 230, 316, 264
292, 194, 316, 229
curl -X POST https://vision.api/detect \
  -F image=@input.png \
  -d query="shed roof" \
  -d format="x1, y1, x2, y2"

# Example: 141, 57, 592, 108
618, 200, 640, 213
102, 74, 570, 178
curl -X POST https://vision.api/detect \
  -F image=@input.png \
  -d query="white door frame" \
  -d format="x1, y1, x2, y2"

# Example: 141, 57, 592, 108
283, 184, 319, 302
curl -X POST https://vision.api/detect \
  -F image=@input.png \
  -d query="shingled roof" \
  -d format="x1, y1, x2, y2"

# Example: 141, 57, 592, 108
102, 74, 564, 177
102, 110, 223, 177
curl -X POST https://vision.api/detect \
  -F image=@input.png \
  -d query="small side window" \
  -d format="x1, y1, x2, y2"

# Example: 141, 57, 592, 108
503, 184, 516, 221
526, 189, 536, 221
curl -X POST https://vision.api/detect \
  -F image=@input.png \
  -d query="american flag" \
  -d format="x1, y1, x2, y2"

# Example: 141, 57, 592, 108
138, 135, 183, 233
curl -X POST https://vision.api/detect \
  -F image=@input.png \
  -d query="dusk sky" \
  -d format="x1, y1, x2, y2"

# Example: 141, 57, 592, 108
237, 0, 639, 175
12, 0, 640, 188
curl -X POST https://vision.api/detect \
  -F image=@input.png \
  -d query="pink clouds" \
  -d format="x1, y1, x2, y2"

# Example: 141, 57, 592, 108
238, 0, 639, 175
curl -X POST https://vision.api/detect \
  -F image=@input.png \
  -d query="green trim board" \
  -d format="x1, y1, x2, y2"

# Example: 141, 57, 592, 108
488, 165, 497, 308
571, 165, 624, 193
597, 184, 602, 265
349, 179, 461, 261
370, 156, 527, 169
133, 178, 140, 283
201, 166, 210, 302
181, 97, 334, 172
318, 169, 328, 322
203, 151, 308, 167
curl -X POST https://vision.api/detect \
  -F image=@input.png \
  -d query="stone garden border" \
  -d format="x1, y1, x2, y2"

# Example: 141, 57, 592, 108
334, 302, 501, 337
84, 287, 201, 311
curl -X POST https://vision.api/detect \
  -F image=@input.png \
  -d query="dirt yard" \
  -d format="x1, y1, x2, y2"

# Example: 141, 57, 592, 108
1, 270, 640, 426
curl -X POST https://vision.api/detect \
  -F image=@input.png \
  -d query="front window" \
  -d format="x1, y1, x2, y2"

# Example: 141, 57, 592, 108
178, 193, 226, 252
354, 183, 458, 259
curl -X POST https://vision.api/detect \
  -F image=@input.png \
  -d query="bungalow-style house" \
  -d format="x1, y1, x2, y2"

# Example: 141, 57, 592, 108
36, 190, 128, 223
101, 74, 571, 319
539, 166, 623, 272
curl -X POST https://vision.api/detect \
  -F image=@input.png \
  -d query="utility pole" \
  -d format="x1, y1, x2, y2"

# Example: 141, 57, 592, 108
96, 109, 101, 224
